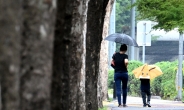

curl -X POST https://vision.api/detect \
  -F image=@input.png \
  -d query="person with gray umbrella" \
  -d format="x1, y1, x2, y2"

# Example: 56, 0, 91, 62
111, 44, 129, 107
105, 33, 139, 107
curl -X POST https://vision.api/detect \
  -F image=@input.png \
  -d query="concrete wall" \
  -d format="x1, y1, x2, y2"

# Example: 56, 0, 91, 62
139, 41, 184, 64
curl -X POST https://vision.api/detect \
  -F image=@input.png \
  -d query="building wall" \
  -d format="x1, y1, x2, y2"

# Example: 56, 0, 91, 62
139, 41, 184, 64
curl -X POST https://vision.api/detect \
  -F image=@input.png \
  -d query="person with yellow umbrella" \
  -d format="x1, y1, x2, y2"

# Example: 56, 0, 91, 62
132, 64, 163, 107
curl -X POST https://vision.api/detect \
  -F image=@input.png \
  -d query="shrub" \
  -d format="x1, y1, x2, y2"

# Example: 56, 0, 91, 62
150, 76, 162, 96
98, 107, 108, 110
108, 69, 114, 89
182, 90, 184, 102
154, 61, 178, 99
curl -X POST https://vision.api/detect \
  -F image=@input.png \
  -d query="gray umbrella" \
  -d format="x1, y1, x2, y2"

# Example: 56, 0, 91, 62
104, 33, 139, 47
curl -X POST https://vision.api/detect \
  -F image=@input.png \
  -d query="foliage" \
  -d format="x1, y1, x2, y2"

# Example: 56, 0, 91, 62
108, 69, 114, 89
151, 35, 161, 42
98, 107, 108, 110
115, 43, 121, 52
151, 61, 178, 100
108, 89, 113, 95
116, 0, 131, 33
115, 0, 131, 51
133, 0, 184, 33
127, 60, 143, 72
183, 91, 184, 102
108, 97, 113, 102
150, 76, 162, 96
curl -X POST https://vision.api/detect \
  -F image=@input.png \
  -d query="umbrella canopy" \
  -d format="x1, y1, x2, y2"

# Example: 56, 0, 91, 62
132, 64, 163, 79
104, 33, 139, 47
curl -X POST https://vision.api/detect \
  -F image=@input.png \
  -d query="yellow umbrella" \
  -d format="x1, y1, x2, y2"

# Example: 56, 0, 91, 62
132, 64, 163, 79
132, 64, 145, 78
148, 65, 163, 79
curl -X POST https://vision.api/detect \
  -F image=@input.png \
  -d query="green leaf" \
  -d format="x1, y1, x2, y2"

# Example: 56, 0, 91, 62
132, 0, 184, 32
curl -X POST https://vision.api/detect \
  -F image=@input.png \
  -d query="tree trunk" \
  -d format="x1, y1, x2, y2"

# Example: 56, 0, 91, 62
0, 0, 22, 110
20, 0, 56, 110
51, 0, 88, 110
85, 0, 109, 109
99, 0, 115, 102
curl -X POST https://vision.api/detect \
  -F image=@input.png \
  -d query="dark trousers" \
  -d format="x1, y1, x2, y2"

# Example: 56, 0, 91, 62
141, 89, 151, 106
114, 72, 128, 105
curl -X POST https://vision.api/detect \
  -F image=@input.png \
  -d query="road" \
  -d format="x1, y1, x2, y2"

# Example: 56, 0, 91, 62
103, 96, 184, 110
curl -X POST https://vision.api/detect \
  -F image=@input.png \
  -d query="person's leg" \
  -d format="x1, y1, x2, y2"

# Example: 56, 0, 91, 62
114, 73, 122, 106
122, 73, 128, 106
146, 90, 151, 107
141, 90, 147, 107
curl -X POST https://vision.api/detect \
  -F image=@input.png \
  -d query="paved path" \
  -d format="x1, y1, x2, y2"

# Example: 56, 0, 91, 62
103, 96, 184, 110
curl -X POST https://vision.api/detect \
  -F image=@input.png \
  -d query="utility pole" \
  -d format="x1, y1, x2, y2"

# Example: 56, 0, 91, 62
130, 0, 136, 60
177, 33, 183, 100
142, 23, 146, 63
137, 21, 151, 63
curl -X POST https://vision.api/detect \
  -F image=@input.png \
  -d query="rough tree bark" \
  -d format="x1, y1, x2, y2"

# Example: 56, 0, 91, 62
85, 0, 109, 109
0, 0, 22, 110
20, 0, 56, 110
51, 0, 88, 110
99, 0, 115, 102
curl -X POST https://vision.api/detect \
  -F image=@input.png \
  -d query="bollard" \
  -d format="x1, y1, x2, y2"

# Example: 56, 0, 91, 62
113, 81, 116, 100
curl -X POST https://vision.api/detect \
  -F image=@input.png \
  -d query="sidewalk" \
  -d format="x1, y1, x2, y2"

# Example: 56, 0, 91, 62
103, 96, 184, 110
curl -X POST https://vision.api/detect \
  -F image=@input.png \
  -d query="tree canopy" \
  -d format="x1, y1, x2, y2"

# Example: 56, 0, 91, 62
133, 0, 184, 33
116, 0, 131, 33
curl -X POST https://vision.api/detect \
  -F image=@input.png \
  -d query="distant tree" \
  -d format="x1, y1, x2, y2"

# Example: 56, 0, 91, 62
133, 0, 184, 32
115, 0, 131, 51
116, 0, 131, 33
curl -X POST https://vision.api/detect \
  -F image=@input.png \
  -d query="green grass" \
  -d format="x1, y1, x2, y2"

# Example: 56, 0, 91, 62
107, 89, 114, 102
98, 106, 108, 110
108, 89, 113, 95
108, 97, 113, 102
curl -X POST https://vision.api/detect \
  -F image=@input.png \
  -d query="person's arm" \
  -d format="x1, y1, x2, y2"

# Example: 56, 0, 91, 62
111, 59, 115, 68
124, 54, 128, 68
124, 58, 128, 68
111, 52, 116, 68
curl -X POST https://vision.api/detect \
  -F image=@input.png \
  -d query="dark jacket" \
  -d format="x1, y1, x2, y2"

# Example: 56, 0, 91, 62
140, 78, 150, 90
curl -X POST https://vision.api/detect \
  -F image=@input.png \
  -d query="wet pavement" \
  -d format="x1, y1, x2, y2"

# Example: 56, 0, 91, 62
103, 96, 184, 110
